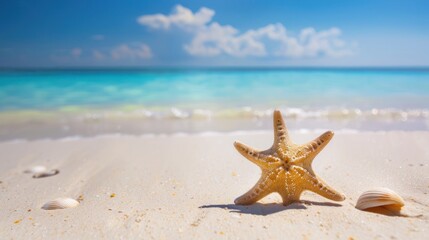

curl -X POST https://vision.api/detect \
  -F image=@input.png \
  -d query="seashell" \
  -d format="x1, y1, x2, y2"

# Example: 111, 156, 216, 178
356, 188, 405, 212
24, 166, 47, 174
41, 198, 79, 210
32, 169, 60, 178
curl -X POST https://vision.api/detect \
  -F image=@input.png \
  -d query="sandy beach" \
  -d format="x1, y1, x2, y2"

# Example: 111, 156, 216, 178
1, 131, 428, 239
2, 0, 429, 239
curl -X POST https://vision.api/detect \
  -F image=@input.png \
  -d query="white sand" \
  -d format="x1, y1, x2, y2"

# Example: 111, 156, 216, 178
0, 132, 428, 239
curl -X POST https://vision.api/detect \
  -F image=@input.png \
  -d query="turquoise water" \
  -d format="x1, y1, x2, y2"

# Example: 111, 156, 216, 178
0, 68, 429, 139
1, 69, 429, 111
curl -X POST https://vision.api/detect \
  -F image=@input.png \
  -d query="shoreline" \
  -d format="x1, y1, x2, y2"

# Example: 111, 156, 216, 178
1, 107, 428, 140
1, 129, 429, 143
1, 131, 428, 239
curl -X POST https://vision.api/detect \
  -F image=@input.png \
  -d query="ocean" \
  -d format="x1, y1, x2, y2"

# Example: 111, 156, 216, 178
1, 68, 428, 140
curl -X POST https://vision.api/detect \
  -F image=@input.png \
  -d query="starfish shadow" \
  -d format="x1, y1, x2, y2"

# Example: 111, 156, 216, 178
200, 200, 342, 216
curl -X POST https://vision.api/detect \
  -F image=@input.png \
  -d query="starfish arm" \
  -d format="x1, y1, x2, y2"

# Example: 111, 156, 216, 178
234, 141, 281, 169
234, 169, 281, 205
272, 110, 290, 146
294, 131, 334, 165
291, 166, 345, 201
278, 171, 303, 206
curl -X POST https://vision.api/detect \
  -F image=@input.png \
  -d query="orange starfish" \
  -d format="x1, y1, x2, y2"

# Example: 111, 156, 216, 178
234, 110, 345, 206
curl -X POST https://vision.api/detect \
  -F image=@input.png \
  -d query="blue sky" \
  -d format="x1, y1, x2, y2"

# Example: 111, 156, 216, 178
0, 0, 428, 68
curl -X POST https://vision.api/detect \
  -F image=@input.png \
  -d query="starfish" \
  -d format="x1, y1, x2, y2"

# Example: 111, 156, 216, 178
233, 110, 345, 206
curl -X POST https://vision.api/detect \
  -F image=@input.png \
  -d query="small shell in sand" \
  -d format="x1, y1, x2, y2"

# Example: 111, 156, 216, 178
24, 166, 47, 174
32, 169, 60, 178
356, 188, 405, 212
41, 198, 79, 210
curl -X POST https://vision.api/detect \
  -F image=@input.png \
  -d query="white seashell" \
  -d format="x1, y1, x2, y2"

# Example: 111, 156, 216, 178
24, 166, 47, 174
42, 198, 79, 210
33, 169, 60, 178
356, 188, 405, 211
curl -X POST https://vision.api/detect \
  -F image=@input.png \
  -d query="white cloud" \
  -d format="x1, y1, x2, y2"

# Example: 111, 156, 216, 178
71, 48, 82, 58
137, 5, 214, 31
92, 50, 106, 60
91, 43, 153, 61
92, 34, 105, 41
184, 22, 266, 57
110, 43, 152, 60
138, 5, 354, 58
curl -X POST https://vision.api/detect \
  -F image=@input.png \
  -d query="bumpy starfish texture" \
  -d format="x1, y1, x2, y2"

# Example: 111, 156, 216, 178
234, 110, 345, 206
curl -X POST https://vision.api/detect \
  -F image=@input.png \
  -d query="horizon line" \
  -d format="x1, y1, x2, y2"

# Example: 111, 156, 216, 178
1, 66, 429, 72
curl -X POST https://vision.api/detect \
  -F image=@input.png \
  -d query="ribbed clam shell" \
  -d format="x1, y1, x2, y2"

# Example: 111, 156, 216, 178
356, 188, 405, 210
32, 169, 60, 178
24, 166, 47, 174
42, 198, 79, 210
